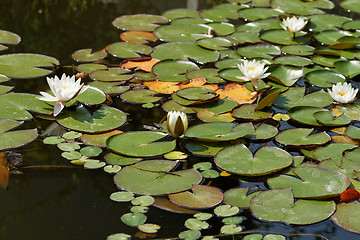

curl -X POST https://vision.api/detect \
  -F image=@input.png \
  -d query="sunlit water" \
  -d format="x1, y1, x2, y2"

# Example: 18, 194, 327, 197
0, 0, 360, 239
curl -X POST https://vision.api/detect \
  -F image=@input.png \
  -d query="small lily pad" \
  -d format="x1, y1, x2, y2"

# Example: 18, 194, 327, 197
214, 205, 240, 217
138, 223, 161, 234
121, 212, 147, 227
110, 191, 134, 202
72, 48, 107, 62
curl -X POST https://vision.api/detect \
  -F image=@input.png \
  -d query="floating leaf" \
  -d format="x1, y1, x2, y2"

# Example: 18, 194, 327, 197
72, 48, 107, 62
232, 104, 274, 120
107, 42, 153, 58
107, 131, 175, 157
268, 65, 303, 86
334, 60, 360, 78
152, 60, 199, 82
250, 188, 336, 225
169, 185, 223, 209
271, 0, 334, 15
185, 218, 210, 230
214, 205, 240, 217
216, 83, 256, 104
89, 68, 132, 82
121, 212, 147, 227
57, 106, 126, 133
237, 43, 281, 59
120, 31, 158, 43
224, 187, 260, 208
154, 24, 211, 42
138, 223, 161, 234
238, 8, 282, 21
305, 69, 346, 88
275, 128, 331, 147
332, 201, 360, 234
215, 144, 292, 176
268, 167, 350, 198
114, 160, 202, 195
112, 14, 168, 31
81, 130, 123, 147
260, 30, 309, 45
120, 89, 162, 104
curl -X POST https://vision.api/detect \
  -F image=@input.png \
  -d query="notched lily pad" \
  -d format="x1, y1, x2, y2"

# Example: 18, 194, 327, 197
275, 128, 331, 147
112, 14, 168, 31
72, 48, 107, 62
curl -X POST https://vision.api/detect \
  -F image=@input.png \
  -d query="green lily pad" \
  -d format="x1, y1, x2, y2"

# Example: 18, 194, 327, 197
107, 131, 175, 157
110, 191, 134, 202
121, 212, 147, 227
222, 216, 244, 225
273, 87, 333, 109
220, 224, 243, 234
275, 128, 331, 147
260, 30, 309, 45
199, 9, 239, 22
105, 152, 142, 166
309, 14, 351, 32
0, 93, 52, 120
185, 69, 224, 84
107, 42, 152, 58
250, 188, 336, 224
228, 31, 261, 45
107, 233, 131, 240
57, 142, 80, 151
0, 53, 59, 79
237, 43, 281, 59
193, 98, 238, 115
76, 63, 107, 74
236, 18, 281, 33
120, 31, 158, 44
80, 146, 102, 157
169, 185, 223, 209
152, 42, 219, 64
346, 125, 360, 140
138, 223, 161, 234
89, 68, 132, 82
271, 0, 334, 15
281, 45, 314, 56
152, 60, 199, 82
234, 122, 278, 141
75, 86, 106, 105
305, 69, 346, 88
121, 89, 162, 104
197, 37, 232, 51
313, 143, 357, 165
88, 82, 129, 95
72, 48, 107, 62
334, 60, 360, 78
340, 0, 360, 13
0, 119, 38, 151
224, 187, 260, 208
185, 141, 233, 157
206, 22, 235, 36
311, 54, 344, 67
215, 144, 292, 176
0, 30, 21, 50
57, 106, 126, 133
162, 8, 199, 20
288, 106, 326, 126
332, 100, 360, 121
132, 196, 155, 206
274, 56, 312, 67
214, 205, 240, 217
114, 160, 202, 195
61, 151, 82, 160
177, 87, 217, 101
268, 167, 350, 198
112, 14, 168, 31
178, 229, 201, 240
268, 65, 303, 86
84, 160, 106, 169
315, 30, 353, 46
232, 104, 274, 120
332, 201, 360, 234
43, 136, 64, 145
342, 20, 360, 30
238, 8, 282, 21
184, 122, 252, 142
162, 100, 196, 114
313, 110, 351, 127
153, 24, 211, 42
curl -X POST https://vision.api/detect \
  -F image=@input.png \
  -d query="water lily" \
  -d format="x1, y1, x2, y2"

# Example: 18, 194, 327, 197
38, 73, 87, 116
236, 59, 270, 87
167, 111, 188, 138
280, 16, 308, 33
327, 82, 358, 104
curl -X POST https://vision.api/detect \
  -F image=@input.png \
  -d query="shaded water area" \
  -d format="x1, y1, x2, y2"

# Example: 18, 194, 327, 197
0, 0, 360, 240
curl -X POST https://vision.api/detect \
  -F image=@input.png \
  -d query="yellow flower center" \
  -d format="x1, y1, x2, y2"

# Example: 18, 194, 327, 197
248, 66, 256, 71
63, 86, 67, 89
337, 91, 346, 96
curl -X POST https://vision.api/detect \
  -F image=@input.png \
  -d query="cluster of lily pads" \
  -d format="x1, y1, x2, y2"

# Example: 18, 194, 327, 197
1, 0, 360, 239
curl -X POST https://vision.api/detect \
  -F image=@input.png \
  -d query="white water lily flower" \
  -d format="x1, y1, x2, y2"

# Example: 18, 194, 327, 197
167, 111, 188, 138
236, 59, 270, 87
281, 16, 308, 33
327, 82, 358, 104
39, 73, 87, 116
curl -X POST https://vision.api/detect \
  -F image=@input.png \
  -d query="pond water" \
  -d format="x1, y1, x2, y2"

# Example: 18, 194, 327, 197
0, 0, 360, 240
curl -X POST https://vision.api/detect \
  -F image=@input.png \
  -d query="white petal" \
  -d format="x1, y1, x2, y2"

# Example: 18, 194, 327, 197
53, 101, 66, 116
38, 92, 59, 102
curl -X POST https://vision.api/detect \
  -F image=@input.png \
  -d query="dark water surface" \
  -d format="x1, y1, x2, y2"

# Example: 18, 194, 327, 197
0, 0, 360, 240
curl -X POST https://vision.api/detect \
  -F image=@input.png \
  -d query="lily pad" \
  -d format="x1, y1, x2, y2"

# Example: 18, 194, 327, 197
197, 37, 233, 51
260, 30, 309, 45
112, 14, 168, 31
107, 131, 175, 157
114, 160, 202, 195
0, 119, 38, 151
346, 125, 360, 140
57, 106, 126, 133
275, 128, 331, 147
199, 9, 239, 22
271, 0, 334, 15
237, 43, 281, 59
281, 45, 314, 56
169, 185, 223, 209
0, 93, 52, 120
154, 24, 211, 42
72, 48, 107, 62
232, 104, 273, 120
152, 42, 219, 64
162, 8, 199, 20
107, 42, 153, 58
152, 60, 199, 82
120, 31, 158, 44
268, 167, 350, 198
310, 14, 351, 32
332, 201, 360, 234
184, 122, 252, 142
250, 188, 336, 225
0, 53, 59, 78
185, 141, 233, 157
0, 30, 21, 50
238, 8, 282, 21
224, 187, 260, 208
89, 68, 132, 82
268, 65, 303, 86
274, 56, 312, 67
340, 0, 360, 13
305, 69, 346, 88
215, 144, 293, 176
334, 60, 360, 78
234, 122, 278, 141
120, 89, 162, 104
